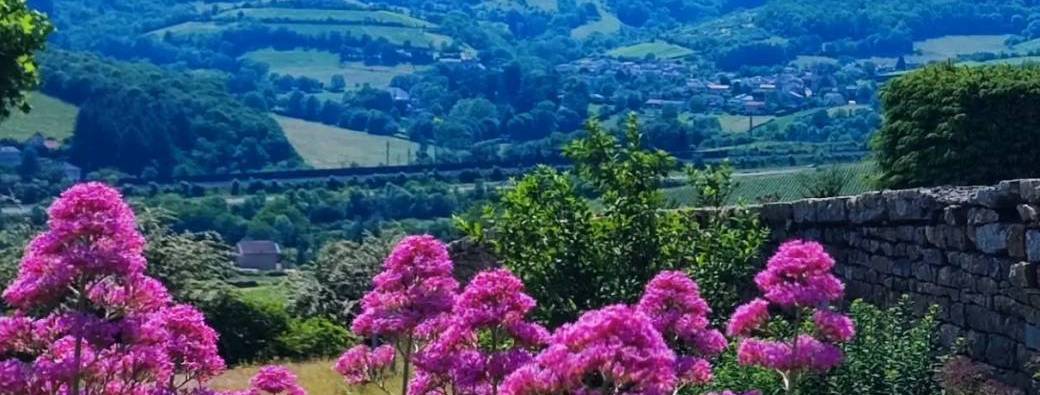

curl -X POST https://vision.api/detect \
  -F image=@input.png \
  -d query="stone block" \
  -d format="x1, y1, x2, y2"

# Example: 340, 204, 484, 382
1018, 204, 1040, 223
816, 197, 848, 223
975, 223, 1010, 254
791, 200, 816, 224
759, 203, 792, 227
912, 262, 936, 283
944, 205, 968, 225
1010, 262, 1038, 288
1026, 230, 1040, 263
885, 189, 939, 222
848, 192, 885, 224
1019, 179, 1040, 203
1008, 225, 1026, 259
985, 335, 1016, 368
1026, 323, 1040, 351
969, 208, 1001, 225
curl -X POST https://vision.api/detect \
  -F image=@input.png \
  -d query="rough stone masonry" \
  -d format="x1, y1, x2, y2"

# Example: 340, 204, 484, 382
757, 179, 1040, 391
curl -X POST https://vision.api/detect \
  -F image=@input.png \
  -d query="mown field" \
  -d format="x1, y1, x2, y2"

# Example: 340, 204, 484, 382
149, 19, 451, 48
665, 162, 876, 205
0, 94, 79, 142
571, 0, 621, 39
242, 49, 425, 87
715, 113, 775, 134
275, 115, 420, 168
910, 34, 1013, 63
607, 40, 694, 59
215, 8, 434, 28
210, 359, 352, 394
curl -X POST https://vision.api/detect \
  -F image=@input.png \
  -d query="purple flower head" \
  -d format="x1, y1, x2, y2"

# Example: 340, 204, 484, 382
637, 271, 726, 363
737, 335, 843, 374
754, 240, 844, 308
454, 269, 537, 329
4, 183, 148, 310
726, 298, 770, 338
250, 365, 307, 395
501, 305, 677, 395
813, 309, 855, 343
351, 235, 459, 338
158, 304, 226, 382
334, 344, 395, 385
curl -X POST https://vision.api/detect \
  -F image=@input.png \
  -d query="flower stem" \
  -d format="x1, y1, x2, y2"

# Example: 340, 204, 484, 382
401, 335, 413, 395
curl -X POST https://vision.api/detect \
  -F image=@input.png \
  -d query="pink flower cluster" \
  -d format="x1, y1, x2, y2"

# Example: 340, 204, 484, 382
500, 305, 677, 395
727, 240, 855, 380
334, 345, 395, 385
0, 183, 301, 395
249, 366, 307, 395
500, 271, 726, 395
351, 235, 459, 338
411, 269, 548, 395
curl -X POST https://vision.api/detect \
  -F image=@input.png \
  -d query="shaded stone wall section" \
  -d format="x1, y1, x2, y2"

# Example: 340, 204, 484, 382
758, 179, 1040, 390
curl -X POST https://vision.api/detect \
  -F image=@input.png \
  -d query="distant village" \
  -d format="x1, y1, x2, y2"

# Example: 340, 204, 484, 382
555, 56, 887, 116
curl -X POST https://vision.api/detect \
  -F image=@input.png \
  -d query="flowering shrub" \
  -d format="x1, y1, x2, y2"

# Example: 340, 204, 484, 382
726, 240, 855, 394
0, 183, 304, 395
337, 235, 460, 395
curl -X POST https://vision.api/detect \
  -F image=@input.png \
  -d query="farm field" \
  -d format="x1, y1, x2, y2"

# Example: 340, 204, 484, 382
748, 104, 870, 134
607, 40, 693, 59
275, 115, 420, 168
665, 162, 875, 205
790, 55, 839, 67
960, 56, 1040, 67
571, 0, 621, 40
214, 8, 434, 28
149, 21, 450, 48
0, 94, 79, 142
910, 34, 1013, 63
715, 113, 775, 134
242, 48, 426, 87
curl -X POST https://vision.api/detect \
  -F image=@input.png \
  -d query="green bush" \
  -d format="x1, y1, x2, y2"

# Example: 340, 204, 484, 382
822, 298, 943, 394
460, 115, 767, 326
199, 292, 291, 365
874, 64, 1040, 188
276, 317, 353, 360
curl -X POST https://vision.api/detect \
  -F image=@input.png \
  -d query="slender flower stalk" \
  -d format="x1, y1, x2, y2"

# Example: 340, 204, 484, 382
728, 240, 854, 394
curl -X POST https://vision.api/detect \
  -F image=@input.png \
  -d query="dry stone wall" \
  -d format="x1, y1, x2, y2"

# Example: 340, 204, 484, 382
758, 179, 1040, 390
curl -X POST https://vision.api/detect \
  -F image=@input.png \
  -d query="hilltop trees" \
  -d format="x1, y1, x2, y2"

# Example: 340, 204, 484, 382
874, 64, 1040, 188
0, 0, 52, 120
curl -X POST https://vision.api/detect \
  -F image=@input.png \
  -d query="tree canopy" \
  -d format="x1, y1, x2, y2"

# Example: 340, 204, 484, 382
0, 0, 52, 120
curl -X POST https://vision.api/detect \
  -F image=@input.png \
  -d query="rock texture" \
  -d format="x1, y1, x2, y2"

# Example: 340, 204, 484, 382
757, 179, 1040, 390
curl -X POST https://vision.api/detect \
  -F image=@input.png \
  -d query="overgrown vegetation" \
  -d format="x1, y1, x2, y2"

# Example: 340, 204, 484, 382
875, 64, 1040, 188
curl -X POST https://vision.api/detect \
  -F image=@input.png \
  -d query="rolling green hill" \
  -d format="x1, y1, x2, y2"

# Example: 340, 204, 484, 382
0, 94, 79, 143
607, 41, 693, 60
275, 115, 420, 168
241, 49, 426, 88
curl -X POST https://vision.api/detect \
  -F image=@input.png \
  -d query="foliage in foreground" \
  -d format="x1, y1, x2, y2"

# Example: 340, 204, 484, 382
460, 115, 767, 326
0, 183, 304, 394
875, 64, 1040, 188
0, 0, 53, 121
336, 234, 858, 395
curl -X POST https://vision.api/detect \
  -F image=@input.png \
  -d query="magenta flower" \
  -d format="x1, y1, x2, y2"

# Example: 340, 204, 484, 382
0, 183, 231, 394
728, 240, 855, 393
753, 240, 844, 308
411, 269, 547, 395
726, 298, 770, 337
250, 365, 306, 395
501, 305, 677, 395
351, 235, 459, 338
334, 344, 396, 385
813, 309, 855, 343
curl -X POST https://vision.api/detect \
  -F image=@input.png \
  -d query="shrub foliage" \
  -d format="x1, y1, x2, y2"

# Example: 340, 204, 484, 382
875, 64, 1040, 188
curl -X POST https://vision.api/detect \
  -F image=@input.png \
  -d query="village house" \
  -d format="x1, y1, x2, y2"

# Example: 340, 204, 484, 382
235, 240, 284, 271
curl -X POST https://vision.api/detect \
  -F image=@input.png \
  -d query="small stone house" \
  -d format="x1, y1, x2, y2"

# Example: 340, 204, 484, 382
235, 240, 282, 271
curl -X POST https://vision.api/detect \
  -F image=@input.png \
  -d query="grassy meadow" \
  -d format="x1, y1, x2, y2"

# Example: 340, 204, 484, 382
242, 49, 424, 88
149, 21, 450, 48
215, 8, 434, 28
607, 40, 694, 59
665, 162, 876, 205
910, 34, 1013, 63
715, 113, 775, 134
275, 115, 419, 168
0, 94, 79, 142
571, 0, 621, 39
209, 359, 352, 394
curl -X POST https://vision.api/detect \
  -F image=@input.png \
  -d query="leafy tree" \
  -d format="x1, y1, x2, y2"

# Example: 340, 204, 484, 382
0, 0, 52, 120
461, 115, 767, 326
287, 230, 404, 321
874, 64, 1040, 188
799, 166, 853, 198
138, 207, 235, 301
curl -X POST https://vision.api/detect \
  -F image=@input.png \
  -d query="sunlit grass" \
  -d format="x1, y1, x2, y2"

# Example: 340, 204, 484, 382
210, 359, 404, 395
